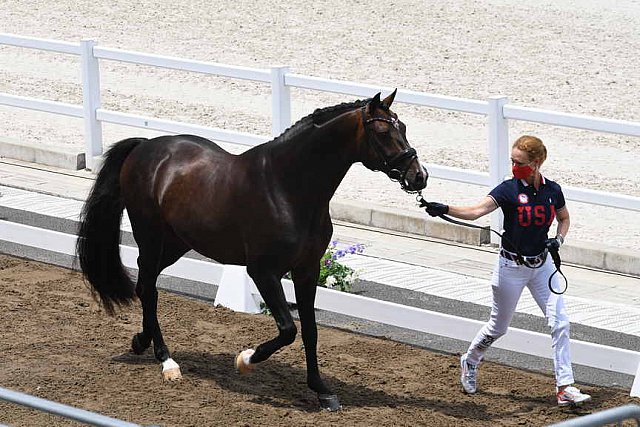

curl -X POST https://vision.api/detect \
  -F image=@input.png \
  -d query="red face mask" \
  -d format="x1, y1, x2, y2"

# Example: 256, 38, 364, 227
512, 164, 534, 179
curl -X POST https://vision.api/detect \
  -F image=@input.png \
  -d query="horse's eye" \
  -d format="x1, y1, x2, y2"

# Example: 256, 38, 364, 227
373, 122, 391, 134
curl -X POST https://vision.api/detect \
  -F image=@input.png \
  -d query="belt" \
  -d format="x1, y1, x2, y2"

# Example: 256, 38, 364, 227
500, 248, 547, 267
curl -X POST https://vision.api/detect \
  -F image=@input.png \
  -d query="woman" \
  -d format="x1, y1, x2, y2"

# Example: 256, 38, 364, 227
423, 135, 591, 406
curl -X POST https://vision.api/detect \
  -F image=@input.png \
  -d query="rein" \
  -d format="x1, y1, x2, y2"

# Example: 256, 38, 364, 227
416, 192, 568, 295
361, 106, 418, 192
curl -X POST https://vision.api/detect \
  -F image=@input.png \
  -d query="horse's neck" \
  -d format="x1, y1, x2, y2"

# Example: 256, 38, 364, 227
264, 125, 358, 203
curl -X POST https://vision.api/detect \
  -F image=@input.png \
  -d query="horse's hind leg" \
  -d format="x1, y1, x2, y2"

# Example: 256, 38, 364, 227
131, 229, 188, 381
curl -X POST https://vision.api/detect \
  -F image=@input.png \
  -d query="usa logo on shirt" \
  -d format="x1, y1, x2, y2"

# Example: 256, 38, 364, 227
518, 193, 529, 204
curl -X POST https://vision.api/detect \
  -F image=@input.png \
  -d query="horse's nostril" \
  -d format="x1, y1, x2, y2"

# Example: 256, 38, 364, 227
415, 170, 428, 189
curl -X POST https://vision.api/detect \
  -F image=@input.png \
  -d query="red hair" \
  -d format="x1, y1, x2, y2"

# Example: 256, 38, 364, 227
512, 135, 547, 164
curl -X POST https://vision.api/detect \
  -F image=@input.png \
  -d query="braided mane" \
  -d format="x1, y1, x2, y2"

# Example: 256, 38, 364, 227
272, 98, 370, 143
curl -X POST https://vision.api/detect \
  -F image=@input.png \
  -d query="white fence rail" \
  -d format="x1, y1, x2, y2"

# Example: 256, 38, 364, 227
2, 33, 640, 234
1, 219, 639, 397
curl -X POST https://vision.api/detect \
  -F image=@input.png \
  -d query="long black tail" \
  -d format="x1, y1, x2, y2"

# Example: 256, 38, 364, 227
76, 138, 146, 315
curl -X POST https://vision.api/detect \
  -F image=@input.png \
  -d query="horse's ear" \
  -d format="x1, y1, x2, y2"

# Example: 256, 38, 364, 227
369, 92, 381, 111
381, 89, 397, 108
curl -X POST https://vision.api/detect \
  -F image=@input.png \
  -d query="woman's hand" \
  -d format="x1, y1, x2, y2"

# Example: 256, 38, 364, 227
424, 202, 449, 217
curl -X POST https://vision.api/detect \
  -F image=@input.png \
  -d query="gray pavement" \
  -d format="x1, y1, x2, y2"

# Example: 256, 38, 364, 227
1, 158, 640, 389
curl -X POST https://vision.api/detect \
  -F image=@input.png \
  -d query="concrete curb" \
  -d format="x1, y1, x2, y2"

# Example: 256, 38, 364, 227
329, 199, 489, 246
0, 138, 85, 170
330, 199, 640, 277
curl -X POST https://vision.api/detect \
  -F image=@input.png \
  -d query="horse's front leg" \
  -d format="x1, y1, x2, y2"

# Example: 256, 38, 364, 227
235, 268, 297, 372
291, 263, 341, 411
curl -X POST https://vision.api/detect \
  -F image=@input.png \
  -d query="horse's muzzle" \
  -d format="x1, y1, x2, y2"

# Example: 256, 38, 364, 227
401, 162, 428, 193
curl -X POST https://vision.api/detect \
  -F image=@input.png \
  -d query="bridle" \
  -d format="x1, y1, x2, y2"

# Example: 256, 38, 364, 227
361, 105, 419, 193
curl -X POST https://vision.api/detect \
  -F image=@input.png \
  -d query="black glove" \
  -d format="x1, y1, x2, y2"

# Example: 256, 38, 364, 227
545, 237, 561, 251
424, 202, 449, 217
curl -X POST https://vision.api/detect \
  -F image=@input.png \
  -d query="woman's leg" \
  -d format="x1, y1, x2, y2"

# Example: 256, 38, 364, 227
465, 257, 529, 365
528, 257, 574, 387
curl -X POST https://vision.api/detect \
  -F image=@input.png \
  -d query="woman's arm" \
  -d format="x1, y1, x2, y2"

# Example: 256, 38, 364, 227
555, 206, 570, 241
447, 196, 499, 220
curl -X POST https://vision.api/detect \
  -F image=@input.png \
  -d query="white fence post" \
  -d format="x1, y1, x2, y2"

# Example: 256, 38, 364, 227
80, 39, 102, 171
270, 65, 291, 137
214, 265, 262, 313
631, 362, 640, 397
487, 96, 510, 244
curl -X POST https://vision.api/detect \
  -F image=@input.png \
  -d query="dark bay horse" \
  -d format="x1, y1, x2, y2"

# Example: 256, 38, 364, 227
76, 91, 428, 411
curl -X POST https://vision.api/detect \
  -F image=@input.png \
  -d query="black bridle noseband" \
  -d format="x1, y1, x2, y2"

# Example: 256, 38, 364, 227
361, 106, 418, 192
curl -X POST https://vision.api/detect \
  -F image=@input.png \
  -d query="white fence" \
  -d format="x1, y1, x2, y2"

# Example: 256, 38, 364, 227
1, 33, 640, 241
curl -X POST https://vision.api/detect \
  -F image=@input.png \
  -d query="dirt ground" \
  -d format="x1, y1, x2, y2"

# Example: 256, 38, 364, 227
0, 254, 636, 427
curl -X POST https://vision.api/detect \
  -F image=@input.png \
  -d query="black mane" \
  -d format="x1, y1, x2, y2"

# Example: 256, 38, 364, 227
272, 98, 370, 143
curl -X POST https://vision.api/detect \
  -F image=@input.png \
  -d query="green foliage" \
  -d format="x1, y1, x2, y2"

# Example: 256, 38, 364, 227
261, 240, 365, 315
317, 240, 365, 293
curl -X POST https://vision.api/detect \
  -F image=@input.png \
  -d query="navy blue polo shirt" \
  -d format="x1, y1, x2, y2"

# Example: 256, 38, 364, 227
488, 176, 566, 256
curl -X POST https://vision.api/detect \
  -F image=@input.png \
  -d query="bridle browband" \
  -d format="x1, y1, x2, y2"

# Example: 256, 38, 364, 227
361, 105, 418, 192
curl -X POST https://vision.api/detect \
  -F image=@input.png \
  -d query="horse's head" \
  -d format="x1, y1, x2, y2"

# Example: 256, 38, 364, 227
359, 91, 428, 193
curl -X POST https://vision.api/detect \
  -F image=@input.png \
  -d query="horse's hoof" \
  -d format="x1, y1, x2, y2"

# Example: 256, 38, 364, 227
318, 394, 341, 412
235, 349, 255, 375
162, 358, 182, 381
163, 367, 182, 381
131, 334, 148, 355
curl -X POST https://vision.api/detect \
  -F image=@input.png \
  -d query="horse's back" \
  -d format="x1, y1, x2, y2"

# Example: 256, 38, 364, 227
121, 133, 240, 197
119, 134, 254, 261
142, 134, 229, 158
123, 134, 232, 175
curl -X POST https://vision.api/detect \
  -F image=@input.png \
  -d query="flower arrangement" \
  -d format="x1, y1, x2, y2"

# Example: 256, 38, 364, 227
262, 240, 365, 315
317, 240, 365, 293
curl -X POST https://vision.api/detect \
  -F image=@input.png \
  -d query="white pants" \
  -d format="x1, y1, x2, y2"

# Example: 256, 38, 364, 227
464, 254, 574, 387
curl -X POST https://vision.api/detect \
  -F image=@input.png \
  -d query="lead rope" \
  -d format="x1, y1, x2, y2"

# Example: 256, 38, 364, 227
416, 192, 568, 295
547, 247, 568, 295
